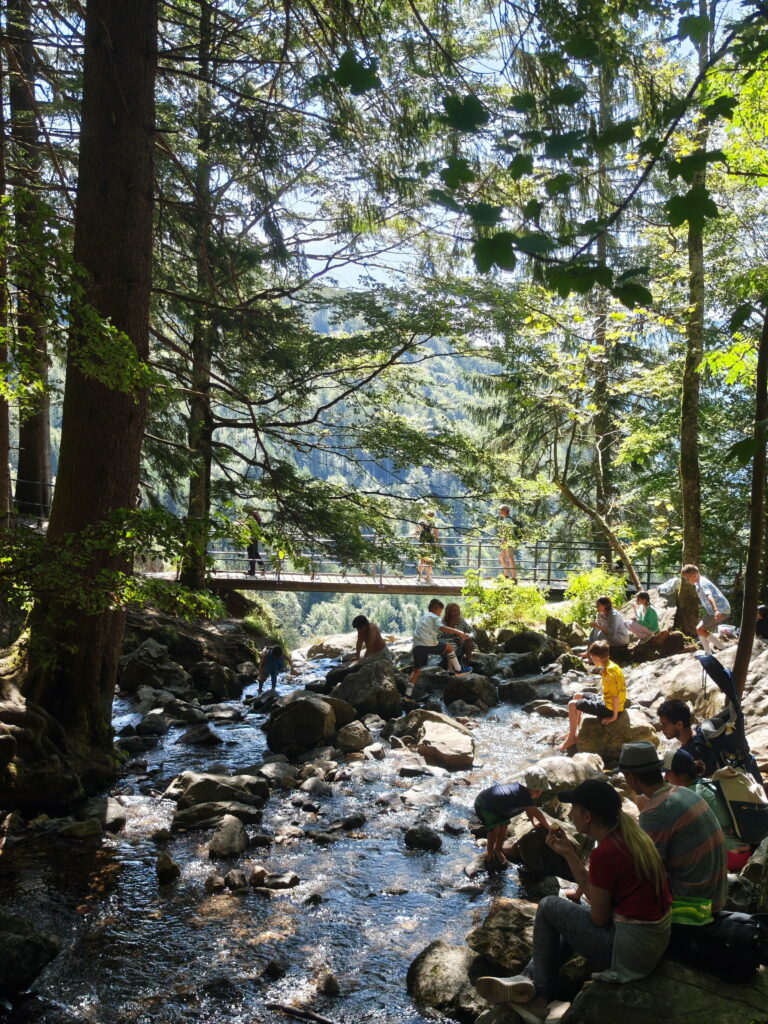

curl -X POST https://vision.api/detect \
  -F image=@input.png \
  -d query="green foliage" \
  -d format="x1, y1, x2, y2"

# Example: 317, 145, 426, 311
561, 568, 628, 627
461, 570, 547, 631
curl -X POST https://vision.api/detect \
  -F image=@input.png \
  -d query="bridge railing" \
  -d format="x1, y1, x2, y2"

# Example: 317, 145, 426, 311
207, 532, 666, 590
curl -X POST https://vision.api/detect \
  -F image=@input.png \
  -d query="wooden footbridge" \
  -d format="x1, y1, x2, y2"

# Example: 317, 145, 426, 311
145, 534, 665, 597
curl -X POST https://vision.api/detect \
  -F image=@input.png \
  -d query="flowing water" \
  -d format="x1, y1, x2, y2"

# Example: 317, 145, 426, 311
1, 656, 555, 1024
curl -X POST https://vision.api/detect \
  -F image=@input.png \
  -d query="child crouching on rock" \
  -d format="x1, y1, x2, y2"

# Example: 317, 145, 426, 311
474, 767, 550, 869
559, 640, 625, 753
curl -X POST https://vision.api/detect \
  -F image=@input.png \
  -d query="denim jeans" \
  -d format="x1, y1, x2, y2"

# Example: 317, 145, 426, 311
524, 895, 614, 999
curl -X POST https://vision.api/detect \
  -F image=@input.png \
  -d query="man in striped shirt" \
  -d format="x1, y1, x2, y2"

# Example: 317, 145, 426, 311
618, 742, 727, 925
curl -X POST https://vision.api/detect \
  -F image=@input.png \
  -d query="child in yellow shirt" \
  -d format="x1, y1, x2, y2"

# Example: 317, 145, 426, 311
559, 640, 625, 751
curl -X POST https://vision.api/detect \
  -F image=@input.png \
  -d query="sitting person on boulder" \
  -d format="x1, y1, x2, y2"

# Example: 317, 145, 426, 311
351, 615, 392, 662
625, 591, 660, 641
560, 640, 625, 752
656, 699, 715, 775
438, 602, 474, 667
663, 748, 752, 872
474, 767, 550, 870
617, 741, 727, 926
258, 645, 287, 693
408, 599, 472, 696
587, 596, 629, 648
475, 779, 671, 1020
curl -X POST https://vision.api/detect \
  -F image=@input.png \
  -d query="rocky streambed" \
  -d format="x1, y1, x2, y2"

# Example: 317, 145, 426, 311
2, 613, 768, 1024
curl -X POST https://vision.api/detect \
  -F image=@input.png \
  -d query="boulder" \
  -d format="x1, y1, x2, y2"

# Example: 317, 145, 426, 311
165, 771, 268, 807
565, 958, 768, 1023
190, 661, 242, 702
224, 869, 248, 891
389, 708, 473, 740
156, 852, 181, 884
576, 708, 658, 764
741, 835, 768, 889
524, 700, 568, 718
208, 815, 248, 859
76, 796, 127, 833
171, 801, 263, 831
406, 940, 489, 1022
443, 674, 497, 709
507, 753, 604, 793
404, 824, 442, 851
253, 761, 300, 786
509, 820, 592, 880
306, 633, 358, 659
0, 911, 61, 996
162, 697, 207, 724
204, 873, 226, 893
320, 696, 358, 729
336, 720, 374, 753
624, 651, 725, 717
175, 723, 222, 746
546, 616, 587, 648
119, 637, 192, 695
266, 696, 336, 756
265, 871, 300, 889
330, 659, 402, 718
465, 898, 537, 971
135, 709, 175, 736
447, 700, 484, 717
417, 719, 475, 770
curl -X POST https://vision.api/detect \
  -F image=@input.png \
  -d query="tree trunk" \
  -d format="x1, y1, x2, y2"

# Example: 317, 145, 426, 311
592, 72, 612, 524
555, 478, 642, 591
0, 38, 11, 531
731, 308, 768, 699
180, 1, 214, 590
679, 5, 709, 567
673, 577, 701, 638
12, 0, 158, 806
7, 0, 51, 519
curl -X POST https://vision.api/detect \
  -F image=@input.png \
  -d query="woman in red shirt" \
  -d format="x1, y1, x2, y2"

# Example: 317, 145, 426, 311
476, 779, 670, 1022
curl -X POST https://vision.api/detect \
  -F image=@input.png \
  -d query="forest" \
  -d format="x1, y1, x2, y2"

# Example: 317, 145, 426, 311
0, 0, 767, 810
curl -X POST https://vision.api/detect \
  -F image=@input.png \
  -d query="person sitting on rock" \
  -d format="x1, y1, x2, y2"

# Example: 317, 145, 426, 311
624, 591, 660, 641
258, 645, 287, 693
351, 614, 392, 663
656, 699, 715, 775
587, 596, 629, 648
475, 779, 670, 1021
663, 748, 752, 872
439, 602, 474, 667
617, 741, 727, 926
680, 564, 731, 654
407, 599, 472, 696
474, 767, 550, 870
560, 640, 625, 752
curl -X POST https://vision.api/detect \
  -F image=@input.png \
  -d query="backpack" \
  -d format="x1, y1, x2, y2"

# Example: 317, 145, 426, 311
695, 655, 764, 784
712, 765, 768, 846
669, 912, 768, 983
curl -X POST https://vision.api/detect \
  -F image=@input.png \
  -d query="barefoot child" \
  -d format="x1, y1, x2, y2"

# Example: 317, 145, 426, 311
560, 640, 625, 751
474, 768, 550, 868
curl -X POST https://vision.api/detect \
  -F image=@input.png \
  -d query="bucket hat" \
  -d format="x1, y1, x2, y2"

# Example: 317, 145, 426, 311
617, 741, 664, 772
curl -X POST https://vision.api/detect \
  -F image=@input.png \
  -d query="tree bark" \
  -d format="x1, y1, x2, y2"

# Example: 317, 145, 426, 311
731, 308, 768, 699
7, 0, 51, 519
180, 1, 215, 590
0, 36, 11, 531
15, 0, 158, 803
679, 3, 709, 567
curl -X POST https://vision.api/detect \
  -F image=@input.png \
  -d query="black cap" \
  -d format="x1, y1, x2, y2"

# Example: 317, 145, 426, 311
557, 779, 621, 820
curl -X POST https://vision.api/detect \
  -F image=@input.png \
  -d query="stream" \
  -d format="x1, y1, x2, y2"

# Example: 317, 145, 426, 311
0, 654, 556, 1024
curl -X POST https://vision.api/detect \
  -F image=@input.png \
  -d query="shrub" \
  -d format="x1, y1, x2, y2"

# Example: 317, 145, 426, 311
562, 567, 628, 626
461, 570, 547, 632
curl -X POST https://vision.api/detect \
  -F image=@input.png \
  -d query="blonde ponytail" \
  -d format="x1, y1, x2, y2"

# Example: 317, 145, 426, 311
616, 811, 667, 896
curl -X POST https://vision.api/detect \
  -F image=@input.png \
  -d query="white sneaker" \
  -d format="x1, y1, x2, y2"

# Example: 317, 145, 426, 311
475, 975, 536, 1004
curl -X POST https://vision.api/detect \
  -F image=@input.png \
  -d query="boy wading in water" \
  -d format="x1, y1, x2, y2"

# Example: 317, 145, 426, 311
560, 640, 625, 752
474, 768, 550, 869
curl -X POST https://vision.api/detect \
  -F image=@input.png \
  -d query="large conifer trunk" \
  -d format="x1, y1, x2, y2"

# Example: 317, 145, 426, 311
17, 0, 158, 799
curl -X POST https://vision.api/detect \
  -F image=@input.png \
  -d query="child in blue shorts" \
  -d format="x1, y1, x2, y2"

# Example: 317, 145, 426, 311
474, 767, 550, 868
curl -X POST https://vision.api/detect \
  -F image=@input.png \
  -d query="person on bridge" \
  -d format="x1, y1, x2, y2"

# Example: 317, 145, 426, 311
414, 510, 440, 584
680, 564, 731, 654
244, 507, 265, 576
496, 504, 518, 581
352, 614, 392, 663
408, 598, 472, 695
